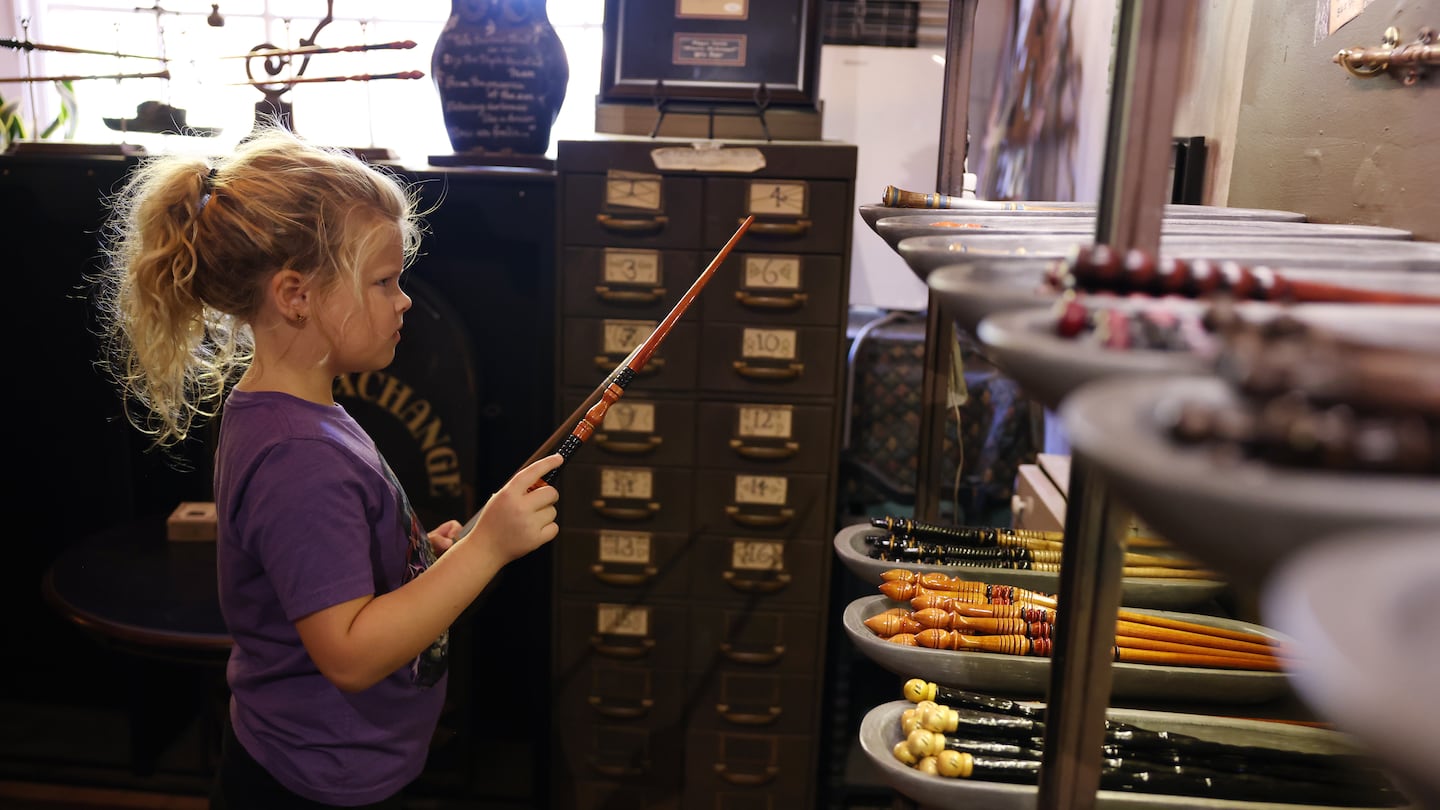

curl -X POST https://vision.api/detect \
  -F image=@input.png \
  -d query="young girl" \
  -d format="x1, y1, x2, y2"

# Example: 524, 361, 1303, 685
95, 127, 562, 808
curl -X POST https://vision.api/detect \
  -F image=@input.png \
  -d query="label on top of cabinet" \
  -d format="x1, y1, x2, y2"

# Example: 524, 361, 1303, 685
650, 144, 766, 173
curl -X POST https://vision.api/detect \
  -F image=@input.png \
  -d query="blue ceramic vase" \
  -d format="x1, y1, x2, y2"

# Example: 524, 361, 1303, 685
431, 0, 569, 156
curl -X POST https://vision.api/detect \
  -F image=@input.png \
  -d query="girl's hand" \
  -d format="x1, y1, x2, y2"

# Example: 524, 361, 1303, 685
464, 453, 563, 562
428, 519, 463, 556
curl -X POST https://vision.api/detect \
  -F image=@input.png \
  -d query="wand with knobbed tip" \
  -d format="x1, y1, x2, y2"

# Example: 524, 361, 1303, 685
878, 570, 1280, 649
460, 215, 755, 534
1053, 243, 1440, 305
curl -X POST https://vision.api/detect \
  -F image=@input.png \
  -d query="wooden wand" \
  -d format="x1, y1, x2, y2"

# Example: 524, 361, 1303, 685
460, 215, 755, 533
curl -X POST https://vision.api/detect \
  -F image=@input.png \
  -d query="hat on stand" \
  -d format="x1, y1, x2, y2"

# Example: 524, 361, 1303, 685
104, 100, 221, 137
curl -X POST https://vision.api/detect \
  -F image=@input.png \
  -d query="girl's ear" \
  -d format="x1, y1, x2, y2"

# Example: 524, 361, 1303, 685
269, 269, 310, 322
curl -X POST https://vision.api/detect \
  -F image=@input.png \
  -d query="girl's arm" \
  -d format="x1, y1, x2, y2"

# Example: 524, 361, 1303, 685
294, 454, 563, 692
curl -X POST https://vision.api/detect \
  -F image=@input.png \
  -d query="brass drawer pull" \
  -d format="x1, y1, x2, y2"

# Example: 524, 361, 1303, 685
723, 571, 791, 593
732, 361, 803, 380
590, 563, 658, 586
596, 355, 664, 373
589, 758, 649, 777
729, 439, 799, 460
593, 500, 661, 521
735, 290, 808, 310
596, 285, 665, 305
720, 642, 785, 665
715, 704, 782, 725
714, 763, 780, 786
595, 434, 663, 455
588, 696, 653, 719
741, 217, 811, 237
589, 635, 655, 658
725, 505, 794, 527
597, 213, 668, 233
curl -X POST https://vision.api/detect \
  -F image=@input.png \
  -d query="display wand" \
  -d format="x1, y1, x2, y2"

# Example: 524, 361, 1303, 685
0, 69, 170, 83
229, 70, 424, 86
460, 214, 755, 534
1, 38, 167, 61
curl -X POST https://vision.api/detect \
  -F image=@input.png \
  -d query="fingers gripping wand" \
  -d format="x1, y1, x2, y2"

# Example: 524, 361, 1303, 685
461, 215, 755, 534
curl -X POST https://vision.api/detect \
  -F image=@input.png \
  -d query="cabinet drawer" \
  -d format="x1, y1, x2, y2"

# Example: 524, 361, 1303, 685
687, 605, 822, 675
561, 247, 700, 320
696, 401, 835, 474
555, 527, 693, 598
683, 730, 814, 804
687, 534, 825, 607
694, 469, 830, 540
555, 718, 686, 789
687, 668, 818, 735
704, 177, 851, 253
697, 323, 841, 398
555, 658, 687, 728
561, 781, 680, 810
555, 778, 679, 807
562, 391, 696, 468
700, 252, 844, 327
564, 174, 703, 248
556, 598, 690, 671
562, 317, 699, 393
560, 462, 695, 533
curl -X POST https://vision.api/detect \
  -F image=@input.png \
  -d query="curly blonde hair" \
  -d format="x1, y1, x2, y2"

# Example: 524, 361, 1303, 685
95, 126, 424, 448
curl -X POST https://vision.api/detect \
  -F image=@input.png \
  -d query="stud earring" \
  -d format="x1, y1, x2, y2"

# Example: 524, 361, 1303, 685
295, 314, 307, 325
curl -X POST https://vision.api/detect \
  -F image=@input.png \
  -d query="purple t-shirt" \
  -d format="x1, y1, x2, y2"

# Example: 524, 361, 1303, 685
214, 389, 447, 806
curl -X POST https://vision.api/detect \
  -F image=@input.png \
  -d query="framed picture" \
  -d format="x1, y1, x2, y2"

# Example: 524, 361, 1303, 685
600, 0, 823, 108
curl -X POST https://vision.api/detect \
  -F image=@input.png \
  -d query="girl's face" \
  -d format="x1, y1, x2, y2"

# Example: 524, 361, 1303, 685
314, 222, 411, 374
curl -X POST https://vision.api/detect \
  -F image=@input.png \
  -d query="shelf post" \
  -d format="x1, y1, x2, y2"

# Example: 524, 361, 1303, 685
1035, 2, 1198, 809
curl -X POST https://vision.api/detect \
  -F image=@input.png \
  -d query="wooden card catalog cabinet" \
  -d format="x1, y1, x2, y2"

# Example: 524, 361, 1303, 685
554, 138, 854, 810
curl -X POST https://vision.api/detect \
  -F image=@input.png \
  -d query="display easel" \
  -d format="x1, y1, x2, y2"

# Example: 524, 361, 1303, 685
646, 80, 777, 140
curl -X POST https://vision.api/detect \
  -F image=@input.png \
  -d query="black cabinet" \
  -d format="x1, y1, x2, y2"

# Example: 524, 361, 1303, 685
4, 153, 557, 804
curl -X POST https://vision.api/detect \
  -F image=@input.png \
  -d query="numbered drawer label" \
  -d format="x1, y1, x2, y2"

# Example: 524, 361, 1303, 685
599, 530, 653, 564
597, 602, 650, 637
605, 400, 656, 434
602, 248, 662, 285
731, 539, 784, 571
606, 170, 663, 211
747, 180, 808, 217
601, 467, 654, 500
737, 404, 793, 439
603, 319, 656, 355
734, 474, 787, 506
742, 255, 802, 289
741, 327, 798, 361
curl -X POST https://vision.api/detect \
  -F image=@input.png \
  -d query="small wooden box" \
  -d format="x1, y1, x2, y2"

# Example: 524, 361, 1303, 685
167, 501, 217, 542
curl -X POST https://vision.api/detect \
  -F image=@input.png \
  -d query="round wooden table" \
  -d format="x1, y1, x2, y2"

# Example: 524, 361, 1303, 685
42, 517, 231, 776
43, 517, 231, 661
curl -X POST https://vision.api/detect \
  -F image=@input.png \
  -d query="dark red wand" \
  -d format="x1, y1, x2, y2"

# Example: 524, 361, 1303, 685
532, 214, 755, 485
461, 215, 755, 532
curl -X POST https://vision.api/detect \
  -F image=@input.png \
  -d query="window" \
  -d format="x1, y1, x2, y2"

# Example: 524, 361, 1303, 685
4, 0, 603, 161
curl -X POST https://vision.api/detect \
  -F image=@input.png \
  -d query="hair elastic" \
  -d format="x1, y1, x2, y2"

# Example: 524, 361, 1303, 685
198, 166, 219, 214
